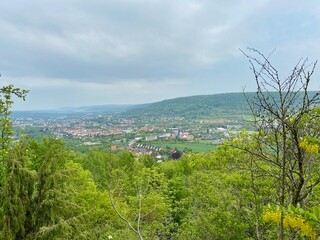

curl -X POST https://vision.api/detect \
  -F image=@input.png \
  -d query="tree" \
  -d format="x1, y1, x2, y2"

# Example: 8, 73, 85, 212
107, 154, 172, 240
174, 152, 252, 239
171, 150, 182, 160
0, 84, 29, 239
0, 82, 103, 239
238, 48, 320, 239
2, 136, 35, 239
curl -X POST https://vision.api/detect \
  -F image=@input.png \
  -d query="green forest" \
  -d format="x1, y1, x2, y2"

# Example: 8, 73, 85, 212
124, 92, 252, 119
2, 53, 320, 240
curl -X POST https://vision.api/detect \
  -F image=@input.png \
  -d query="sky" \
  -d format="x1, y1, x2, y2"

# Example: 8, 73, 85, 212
1, 0, 320, 110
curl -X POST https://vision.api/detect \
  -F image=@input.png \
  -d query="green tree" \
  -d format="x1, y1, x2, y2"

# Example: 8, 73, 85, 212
30, 138, 100, 239
1, 136, 35, 239
0, 84, 29, 239
108, 154, 172, 239
174, 152, 250, 239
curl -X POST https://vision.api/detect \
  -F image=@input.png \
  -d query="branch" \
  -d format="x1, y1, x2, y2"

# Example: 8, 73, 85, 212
108, 190, 144, 240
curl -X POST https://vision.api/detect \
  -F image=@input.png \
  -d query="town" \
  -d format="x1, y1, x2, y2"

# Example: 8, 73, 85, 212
13, 112, 246, 159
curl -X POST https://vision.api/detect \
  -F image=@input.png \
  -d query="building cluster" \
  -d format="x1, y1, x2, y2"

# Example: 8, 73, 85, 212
13, 113, 244, 156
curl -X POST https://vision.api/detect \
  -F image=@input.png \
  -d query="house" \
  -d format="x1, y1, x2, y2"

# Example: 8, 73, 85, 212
180, 133, 195, 140
145, 135, 158, 141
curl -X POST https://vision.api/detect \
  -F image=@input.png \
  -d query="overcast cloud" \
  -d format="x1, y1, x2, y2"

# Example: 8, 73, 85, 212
1, 0, 320, 110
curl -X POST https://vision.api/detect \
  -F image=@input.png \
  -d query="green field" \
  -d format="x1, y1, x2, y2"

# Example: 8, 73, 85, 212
143, 140, 218, 153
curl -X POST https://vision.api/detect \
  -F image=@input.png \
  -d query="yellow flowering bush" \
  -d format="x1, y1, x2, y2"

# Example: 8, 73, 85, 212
263, 209, 317, 239
299, 141, 319, 154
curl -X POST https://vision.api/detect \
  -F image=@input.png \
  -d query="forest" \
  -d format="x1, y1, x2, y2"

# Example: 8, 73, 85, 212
123, 92, 253, 120
1, 51, 320, 240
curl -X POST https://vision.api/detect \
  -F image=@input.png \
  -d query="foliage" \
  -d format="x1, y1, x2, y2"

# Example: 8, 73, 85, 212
1, 53, 320, 240
124, 92, 254, 119
262, 204, 320, 239
237, 49, 320, 239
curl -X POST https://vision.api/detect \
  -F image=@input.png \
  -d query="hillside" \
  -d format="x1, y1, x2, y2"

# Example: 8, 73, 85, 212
14, 91, 318, 120
13, 93, 253, 119
123, 92, 253, 119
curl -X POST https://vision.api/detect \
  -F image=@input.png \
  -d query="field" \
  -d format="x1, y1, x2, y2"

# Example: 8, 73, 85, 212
142, 140, 218, 153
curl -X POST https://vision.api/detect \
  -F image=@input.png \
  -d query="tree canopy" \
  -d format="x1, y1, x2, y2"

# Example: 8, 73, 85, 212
1, 50, 320, 240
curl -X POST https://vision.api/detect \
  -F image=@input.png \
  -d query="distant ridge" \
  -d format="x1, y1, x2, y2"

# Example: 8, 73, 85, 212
122, 91, 319, 119
12, 93, 254, 119
13, 91, 318, 120
12, 104, 147, 119
56, 104, 146, 113
123, 92, 253, 119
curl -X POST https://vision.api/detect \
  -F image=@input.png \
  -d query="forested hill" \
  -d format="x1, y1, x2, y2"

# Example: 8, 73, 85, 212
12, 92, 253, 119
123, 92, 253, 119
13, 92, 318, 120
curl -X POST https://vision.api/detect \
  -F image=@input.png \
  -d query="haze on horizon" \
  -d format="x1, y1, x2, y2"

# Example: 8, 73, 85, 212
1, 0, 320, 110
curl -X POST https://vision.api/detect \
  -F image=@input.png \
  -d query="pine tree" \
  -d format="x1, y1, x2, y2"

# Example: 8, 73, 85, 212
0, 84, 29, 239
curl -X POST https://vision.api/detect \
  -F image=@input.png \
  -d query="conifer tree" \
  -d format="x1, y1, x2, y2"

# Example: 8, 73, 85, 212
0, 84, 29, 239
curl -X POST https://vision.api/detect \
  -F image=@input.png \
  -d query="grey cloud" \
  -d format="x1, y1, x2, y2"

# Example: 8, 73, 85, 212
1, 0, 320, 110
0, 0, 267, 80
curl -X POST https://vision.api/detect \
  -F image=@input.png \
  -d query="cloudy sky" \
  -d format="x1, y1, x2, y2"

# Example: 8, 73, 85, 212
1, 0, 320, 110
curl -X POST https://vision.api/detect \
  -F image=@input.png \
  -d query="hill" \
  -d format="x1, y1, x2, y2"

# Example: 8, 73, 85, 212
14, 91, 318, 120
123, 92, 253, 119
13, 93, 253, 119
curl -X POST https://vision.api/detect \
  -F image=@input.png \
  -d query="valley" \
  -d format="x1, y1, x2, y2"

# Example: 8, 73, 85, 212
13, 93, 252, 156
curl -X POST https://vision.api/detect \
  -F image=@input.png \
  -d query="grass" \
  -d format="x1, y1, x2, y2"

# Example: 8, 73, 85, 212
143, 140, 218, 153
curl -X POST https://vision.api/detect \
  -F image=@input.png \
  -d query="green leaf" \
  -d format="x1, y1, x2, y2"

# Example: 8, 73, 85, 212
312, 206, 320, 221
288, 204, 295, 213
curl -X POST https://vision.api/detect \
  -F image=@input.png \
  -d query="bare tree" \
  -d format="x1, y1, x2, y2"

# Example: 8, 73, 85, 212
108, 188, 144, 240
239, 48, 320, 239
